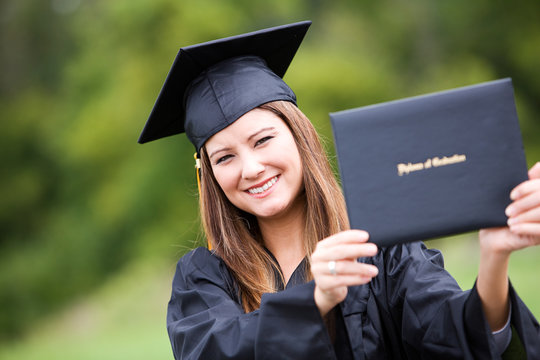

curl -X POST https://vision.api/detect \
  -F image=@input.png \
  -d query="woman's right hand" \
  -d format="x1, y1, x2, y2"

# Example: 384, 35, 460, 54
310, 230, 379, 317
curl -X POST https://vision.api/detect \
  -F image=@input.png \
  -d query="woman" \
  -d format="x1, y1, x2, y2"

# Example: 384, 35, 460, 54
139, 22, 540, 359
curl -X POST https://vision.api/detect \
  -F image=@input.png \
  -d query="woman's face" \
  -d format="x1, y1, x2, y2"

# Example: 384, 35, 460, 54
205, 108, 304, 220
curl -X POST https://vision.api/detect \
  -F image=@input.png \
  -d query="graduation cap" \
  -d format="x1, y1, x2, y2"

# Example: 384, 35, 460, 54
138, 20, 312, 151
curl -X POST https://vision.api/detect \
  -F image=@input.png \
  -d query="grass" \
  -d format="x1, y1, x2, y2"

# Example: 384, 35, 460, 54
0, 259, 175, 360
0, 236, 538, 359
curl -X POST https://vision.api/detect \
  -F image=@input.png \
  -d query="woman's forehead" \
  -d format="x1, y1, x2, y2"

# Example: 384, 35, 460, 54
205, 109, 287, 149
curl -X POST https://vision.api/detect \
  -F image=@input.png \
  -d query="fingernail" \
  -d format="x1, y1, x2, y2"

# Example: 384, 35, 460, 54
357, 230, 370, 240
509, 223, 521, 233
507, 217, 516, 226
369, 266, 379, 276
505, 206, 514, 217
368, 243, 379, 254
510, 190, 518, 200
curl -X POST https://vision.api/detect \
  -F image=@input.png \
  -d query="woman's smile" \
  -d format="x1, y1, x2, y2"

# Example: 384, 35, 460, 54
246, 175, 280, 197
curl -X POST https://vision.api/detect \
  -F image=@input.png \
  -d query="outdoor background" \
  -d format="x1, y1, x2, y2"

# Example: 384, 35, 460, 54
1, 0, 540, 359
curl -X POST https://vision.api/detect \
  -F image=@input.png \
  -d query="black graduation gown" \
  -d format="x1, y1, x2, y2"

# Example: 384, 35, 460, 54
166, 242, 540, 359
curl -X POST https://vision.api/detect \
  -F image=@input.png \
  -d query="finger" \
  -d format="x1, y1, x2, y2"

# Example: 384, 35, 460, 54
528, 162, 540, 180
312, 243, 379, 262
506, 191, 540, 217
510, 178, 540, 200
316, 274, 376, 290
312, 260, 379, 277
508, 205, 540, 227
508, 222, 540, 237
317, 230, 370, 249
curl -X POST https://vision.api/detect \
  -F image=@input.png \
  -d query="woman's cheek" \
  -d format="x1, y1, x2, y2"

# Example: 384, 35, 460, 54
214, 168, 239, 196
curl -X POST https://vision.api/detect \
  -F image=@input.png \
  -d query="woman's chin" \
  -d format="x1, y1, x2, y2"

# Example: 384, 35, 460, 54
252, 201, 304, 221
253, 208, 285, 220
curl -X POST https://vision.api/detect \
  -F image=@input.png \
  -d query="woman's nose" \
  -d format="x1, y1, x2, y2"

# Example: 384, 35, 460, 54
241, 154, 265, 179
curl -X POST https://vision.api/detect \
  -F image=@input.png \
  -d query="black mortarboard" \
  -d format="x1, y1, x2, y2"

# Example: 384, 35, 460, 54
138, 21, 311, 151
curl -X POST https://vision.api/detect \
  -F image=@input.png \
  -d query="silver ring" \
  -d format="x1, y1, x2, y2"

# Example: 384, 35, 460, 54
328, 260, 337, 276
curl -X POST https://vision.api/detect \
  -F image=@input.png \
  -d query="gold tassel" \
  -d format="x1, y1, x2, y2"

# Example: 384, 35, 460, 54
194, 152, 201, 195
194, 153, 211, 250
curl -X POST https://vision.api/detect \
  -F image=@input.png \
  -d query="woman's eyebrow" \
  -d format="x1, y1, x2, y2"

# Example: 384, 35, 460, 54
209, 127, 276, 159
209, 146, 232, 160
247, 127, 276, 142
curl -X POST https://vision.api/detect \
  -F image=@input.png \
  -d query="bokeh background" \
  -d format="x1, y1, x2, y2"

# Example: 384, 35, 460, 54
1, 0, 539, 358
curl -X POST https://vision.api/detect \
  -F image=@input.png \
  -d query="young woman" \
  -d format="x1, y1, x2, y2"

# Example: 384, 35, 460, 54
139, 22, 540, 359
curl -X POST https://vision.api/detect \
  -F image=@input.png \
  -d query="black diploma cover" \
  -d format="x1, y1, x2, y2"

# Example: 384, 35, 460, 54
330, 78, 528, 247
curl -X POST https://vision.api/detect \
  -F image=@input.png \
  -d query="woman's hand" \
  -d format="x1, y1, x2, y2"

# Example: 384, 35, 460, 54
310, 230, 379, 317
479, 162, 540, 255
477, 162, 540, 331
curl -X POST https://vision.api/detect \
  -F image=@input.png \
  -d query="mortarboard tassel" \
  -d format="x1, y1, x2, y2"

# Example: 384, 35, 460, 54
194, 153, 212, 250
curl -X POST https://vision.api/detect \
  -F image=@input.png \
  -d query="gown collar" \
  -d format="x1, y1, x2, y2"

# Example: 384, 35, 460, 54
264, 248, 308, 291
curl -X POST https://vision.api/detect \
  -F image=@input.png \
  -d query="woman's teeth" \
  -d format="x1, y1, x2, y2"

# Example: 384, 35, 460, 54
248, 176, 278, 194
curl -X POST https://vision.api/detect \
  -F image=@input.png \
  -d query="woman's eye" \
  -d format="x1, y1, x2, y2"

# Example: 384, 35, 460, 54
216, 154, 233, 165
255, 136, 273, 147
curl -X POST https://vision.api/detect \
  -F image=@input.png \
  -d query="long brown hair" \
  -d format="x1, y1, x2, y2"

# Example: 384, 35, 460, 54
199, 100, 349, 312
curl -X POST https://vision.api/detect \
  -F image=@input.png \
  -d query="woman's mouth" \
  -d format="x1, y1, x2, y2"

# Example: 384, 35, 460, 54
247, 176, 279, 195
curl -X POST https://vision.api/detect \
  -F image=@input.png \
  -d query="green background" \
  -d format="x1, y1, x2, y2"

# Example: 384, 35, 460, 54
1, 0, 539, 358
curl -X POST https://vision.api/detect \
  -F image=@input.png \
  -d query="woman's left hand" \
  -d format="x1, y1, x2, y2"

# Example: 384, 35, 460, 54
477, 162, 540, 331
479, 162, 540, 255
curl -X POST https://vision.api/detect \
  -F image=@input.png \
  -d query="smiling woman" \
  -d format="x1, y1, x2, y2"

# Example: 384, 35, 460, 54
198, 100, 347, 309
138, 21, 540, 359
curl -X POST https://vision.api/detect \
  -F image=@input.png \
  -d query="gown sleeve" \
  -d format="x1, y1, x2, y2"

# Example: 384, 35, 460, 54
369, 242, 540, 359
166, 247, 336, 360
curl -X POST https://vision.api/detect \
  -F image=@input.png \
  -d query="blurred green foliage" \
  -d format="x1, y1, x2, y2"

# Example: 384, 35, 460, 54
1, 0, 539, 342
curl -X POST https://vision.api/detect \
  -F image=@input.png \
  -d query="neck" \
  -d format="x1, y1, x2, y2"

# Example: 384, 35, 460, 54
257, 198, 306, 283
